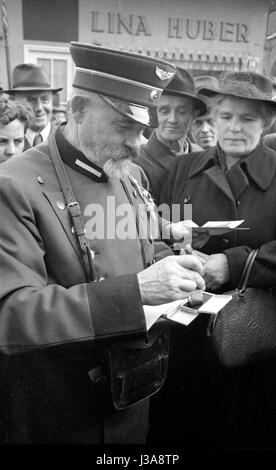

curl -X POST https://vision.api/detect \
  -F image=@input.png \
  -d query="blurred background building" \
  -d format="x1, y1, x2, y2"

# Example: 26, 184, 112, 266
1, 0, 276, 106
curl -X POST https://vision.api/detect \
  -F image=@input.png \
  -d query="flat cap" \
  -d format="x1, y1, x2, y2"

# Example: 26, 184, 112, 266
70, 41, 176, 126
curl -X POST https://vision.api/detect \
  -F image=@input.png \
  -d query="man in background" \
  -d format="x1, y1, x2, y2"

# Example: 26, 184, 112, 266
3, 63, 62, 149
136, 67, 207, 205
190, 75, 219, 150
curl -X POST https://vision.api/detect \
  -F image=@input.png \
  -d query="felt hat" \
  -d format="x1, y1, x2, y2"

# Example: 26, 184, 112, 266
162, 67, 208, 116
197, 71, 276, 110
70, 41, 177, 127
4, 63, 62, 93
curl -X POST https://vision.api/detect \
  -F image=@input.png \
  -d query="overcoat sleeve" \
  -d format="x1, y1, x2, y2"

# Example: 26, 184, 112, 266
0, 175, 147, 355
224, 242, 276, 289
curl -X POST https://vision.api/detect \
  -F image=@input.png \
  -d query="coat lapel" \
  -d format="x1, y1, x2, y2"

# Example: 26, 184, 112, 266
204, 165, 236, 203
189, 147, 236, 203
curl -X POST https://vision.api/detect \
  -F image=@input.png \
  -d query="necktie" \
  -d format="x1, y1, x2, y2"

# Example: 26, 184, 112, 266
33, 133, 43, 147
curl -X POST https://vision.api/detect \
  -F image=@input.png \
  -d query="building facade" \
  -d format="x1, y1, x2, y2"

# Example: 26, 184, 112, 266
0, 0, 271, 103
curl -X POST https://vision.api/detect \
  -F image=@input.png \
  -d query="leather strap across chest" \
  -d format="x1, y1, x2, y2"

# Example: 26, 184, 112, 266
48, 130, 97, 282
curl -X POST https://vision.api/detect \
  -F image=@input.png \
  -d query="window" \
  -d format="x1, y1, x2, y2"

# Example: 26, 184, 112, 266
24, 45, 74, 104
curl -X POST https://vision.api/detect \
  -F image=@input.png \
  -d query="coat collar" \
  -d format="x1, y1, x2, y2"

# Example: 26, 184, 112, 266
188, 143, 276, 191
143, 130, 199, 171
55, 126, 108, 183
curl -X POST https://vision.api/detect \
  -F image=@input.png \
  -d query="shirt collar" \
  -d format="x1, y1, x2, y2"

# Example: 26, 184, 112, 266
156, 131, 189, 155
55, 126, 108, 183
25, 121, 52, 145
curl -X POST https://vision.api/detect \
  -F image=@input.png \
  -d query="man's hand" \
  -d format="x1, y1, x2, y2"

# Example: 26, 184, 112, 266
137, 254, 205, 305
203, 253, 230, 291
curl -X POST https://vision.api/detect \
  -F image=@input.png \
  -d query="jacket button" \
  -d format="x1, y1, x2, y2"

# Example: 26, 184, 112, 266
37, 176, 44, 184
236, 200, 240, 206
56, 200, 66, 210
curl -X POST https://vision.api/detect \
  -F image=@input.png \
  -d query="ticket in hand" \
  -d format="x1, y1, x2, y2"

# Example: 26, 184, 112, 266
192, 220, 249, 236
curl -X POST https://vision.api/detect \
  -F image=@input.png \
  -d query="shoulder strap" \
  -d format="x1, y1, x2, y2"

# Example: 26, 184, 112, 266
48, 130, 97, 282
238, 249, 258, 297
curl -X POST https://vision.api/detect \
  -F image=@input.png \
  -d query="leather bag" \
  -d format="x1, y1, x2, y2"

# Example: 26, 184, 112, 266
109, 322, 170, 409
209, 249, 276, 368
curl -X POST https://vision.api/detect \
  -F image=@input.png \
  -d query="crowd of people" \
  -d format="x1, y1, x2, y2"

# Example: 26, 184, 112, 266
0, 43, 276, 449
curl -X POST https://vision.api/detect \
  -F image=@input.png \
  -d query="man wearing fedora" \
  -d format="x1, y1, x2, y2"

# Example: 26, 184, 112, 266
0, 42, 205, 444
4, 63, 62, 149
136, 67, 207, 205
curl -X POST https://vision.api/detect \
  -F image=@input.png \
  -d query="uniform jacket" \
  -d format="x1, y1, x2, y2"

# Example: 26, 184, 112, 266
160, 143, 276, 289
136, 130, 201, 206
0, 131, 164, 444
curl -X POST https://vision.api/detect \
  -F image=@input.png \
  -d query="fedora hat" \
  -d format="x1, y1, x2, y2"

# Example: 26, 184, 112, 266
69, 41, 176, 127
3, 63, 62, 93
162, 67, 208, 116
197, 71, 276, 110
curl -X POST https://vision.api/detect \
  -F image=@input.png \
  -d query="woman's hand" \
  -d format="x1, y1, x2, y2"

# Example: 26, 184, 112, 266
203, 253, 230, 291
166, 220, 210, 249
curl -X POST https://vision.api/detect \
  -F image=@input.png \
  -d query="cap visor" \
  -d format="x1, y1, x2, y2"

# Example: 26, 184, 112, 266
99, 95, 155, 127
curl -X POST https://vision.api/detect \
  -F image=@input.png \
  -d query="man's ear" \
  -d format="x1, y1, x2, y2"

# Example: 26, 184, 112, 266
70, 95, 89, 123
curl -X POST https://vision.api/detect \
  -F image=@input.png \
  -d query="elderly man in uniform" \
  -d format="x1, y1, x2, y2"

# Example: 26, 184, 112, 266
4, 63, 62, 149
0, 42, 205, 444
136, 67, 207, 205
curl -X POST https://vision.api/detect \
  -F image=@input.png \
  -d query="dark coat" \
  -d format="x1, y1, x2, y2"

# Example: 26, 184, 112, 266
155, 142, 276, 448
136, 130, 201, 205
160, 143, 276, 289
0, 133, 166, 444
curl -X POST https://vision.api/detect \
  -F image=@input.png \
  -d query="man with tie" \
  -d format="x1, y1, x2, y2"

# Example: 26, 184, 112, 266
3, 63, 62, 149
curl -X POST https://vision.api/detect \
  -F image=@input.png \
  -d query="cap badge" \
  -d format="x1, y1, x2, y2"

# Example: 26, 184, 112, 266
155, 66, 175, 81
150, 89, 160, 101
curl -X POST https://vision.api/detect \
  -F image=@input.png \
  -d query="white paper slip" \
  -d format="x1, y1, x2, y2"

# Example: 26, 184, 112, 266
144, 291, 232, 330
164, 308, 199, 326
197, 294, 232, 314
202, 220, 244, 229
143, 297, 190, 331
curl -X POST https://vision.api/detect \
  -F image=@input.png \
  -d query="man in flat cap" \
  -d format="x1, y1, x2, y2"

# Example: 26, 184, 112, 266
4, 63, 62, 149
0, 42, 205, 444
136, 67, 207, 205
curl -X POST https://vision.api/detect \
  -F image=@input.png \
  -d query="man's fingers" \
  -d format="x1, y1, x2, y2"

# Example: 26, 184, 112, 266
174, 264, 206, 291
178, 279, 198, 293
175, 254, 204, 276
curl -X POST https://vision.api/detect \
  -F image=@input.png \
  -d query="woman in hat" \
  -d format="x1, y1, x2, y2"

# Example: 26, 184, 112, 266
156, 71, 276, 448
0, 95, 33, 163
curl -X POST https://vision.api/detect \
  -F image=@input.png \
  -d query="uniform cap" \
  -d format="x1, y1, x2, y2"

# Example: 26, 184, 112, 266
70, 41, 177, 126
